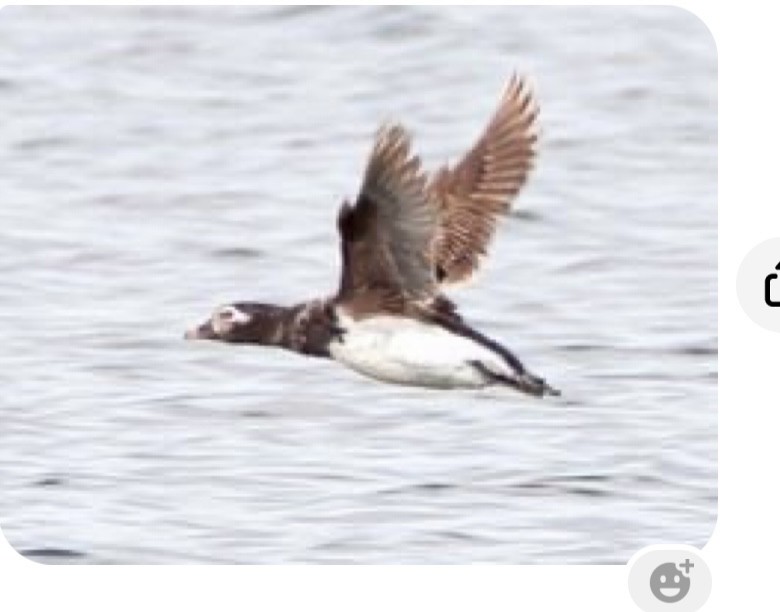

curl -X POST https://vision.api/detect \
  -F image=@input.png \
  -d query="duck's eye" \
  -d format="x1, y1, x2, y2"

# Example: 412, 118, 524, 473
218, 309, 234, 320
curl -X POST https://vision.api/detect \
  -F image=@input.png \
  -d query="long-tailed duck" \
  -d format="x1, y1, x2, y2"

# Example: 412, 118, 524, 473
187, 75, 559, 397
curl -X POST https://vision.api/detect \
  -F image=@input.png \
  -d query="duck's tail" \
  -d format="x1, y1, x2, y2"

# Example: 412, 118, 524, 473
437, 317, 560, 398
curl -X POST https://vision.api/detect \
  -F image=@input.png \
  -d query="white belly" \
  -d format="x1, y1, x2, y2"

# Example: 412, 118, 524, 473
329, 313, 513, 389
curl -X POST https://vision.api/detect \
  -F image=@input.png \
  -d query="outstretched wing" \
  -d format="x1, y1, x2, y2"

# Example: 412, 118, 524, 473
336, 124, 438, 315
429, 75, 539, 287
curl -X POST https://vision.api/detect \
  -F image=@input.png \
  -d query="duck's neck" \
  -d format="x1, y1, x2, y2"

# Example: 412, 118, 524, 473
237, 299, 333, 358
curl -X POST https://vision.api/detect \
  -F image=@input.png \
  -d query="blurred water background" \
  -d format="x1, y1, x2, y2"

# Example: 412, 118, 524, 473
0, 6, 716, 564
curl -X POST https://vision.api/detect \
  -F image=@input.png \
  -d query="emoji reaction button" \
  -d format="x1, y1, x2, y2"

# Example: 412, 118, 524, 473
649, 561, 692, 603
628, 546, 711, 612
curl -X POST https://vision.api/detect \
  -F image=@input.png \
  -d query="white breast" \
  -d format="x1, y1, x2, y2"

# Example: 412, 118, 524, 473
329, 312, 513, 389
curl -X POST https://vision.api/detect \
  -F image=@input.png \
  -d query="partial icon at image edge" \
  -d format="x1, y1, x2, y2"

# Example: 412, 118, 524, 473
764, 262, 780, 307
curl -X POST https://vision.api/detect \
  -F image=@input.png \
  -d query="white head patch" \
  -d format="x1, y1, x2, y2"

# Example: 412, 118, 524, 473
212, 305, 251, 334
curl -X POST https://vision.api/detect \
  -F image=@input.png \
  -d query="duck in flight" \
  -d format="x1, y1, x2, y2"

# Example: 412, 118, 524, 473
186, 75, 559, 397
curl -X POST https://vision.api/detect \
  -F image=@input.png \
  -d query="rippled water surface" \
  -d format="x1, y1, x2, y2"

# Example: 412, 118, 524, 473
0, 6, 716, 564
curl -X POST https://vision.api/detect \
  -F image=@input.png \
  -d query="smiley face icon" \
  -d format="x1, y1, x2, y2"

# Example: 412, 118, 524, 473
649, 562, 691, 603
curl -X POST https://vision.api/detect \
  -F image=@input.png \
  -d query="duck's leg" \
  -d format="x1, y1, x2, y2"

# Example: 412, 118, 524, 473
468, 361, 560, 398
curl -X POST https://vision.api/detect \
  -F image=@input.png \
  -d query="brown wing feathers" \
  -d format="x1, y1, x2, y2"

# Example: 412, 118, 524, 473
337, 125, 438, 313
337, 75, 538, 315
428, 75, 539, 286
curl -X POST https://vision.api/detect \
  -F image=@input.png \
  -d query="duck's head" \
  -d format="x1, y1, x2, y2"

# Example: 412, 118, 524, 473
185, 299, 334, 358
185, 303, 281, 344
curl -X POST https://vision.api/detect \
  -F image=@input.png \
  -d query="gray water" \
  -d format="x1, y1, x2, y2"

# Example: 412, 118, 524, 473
0, 6, 716, 564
